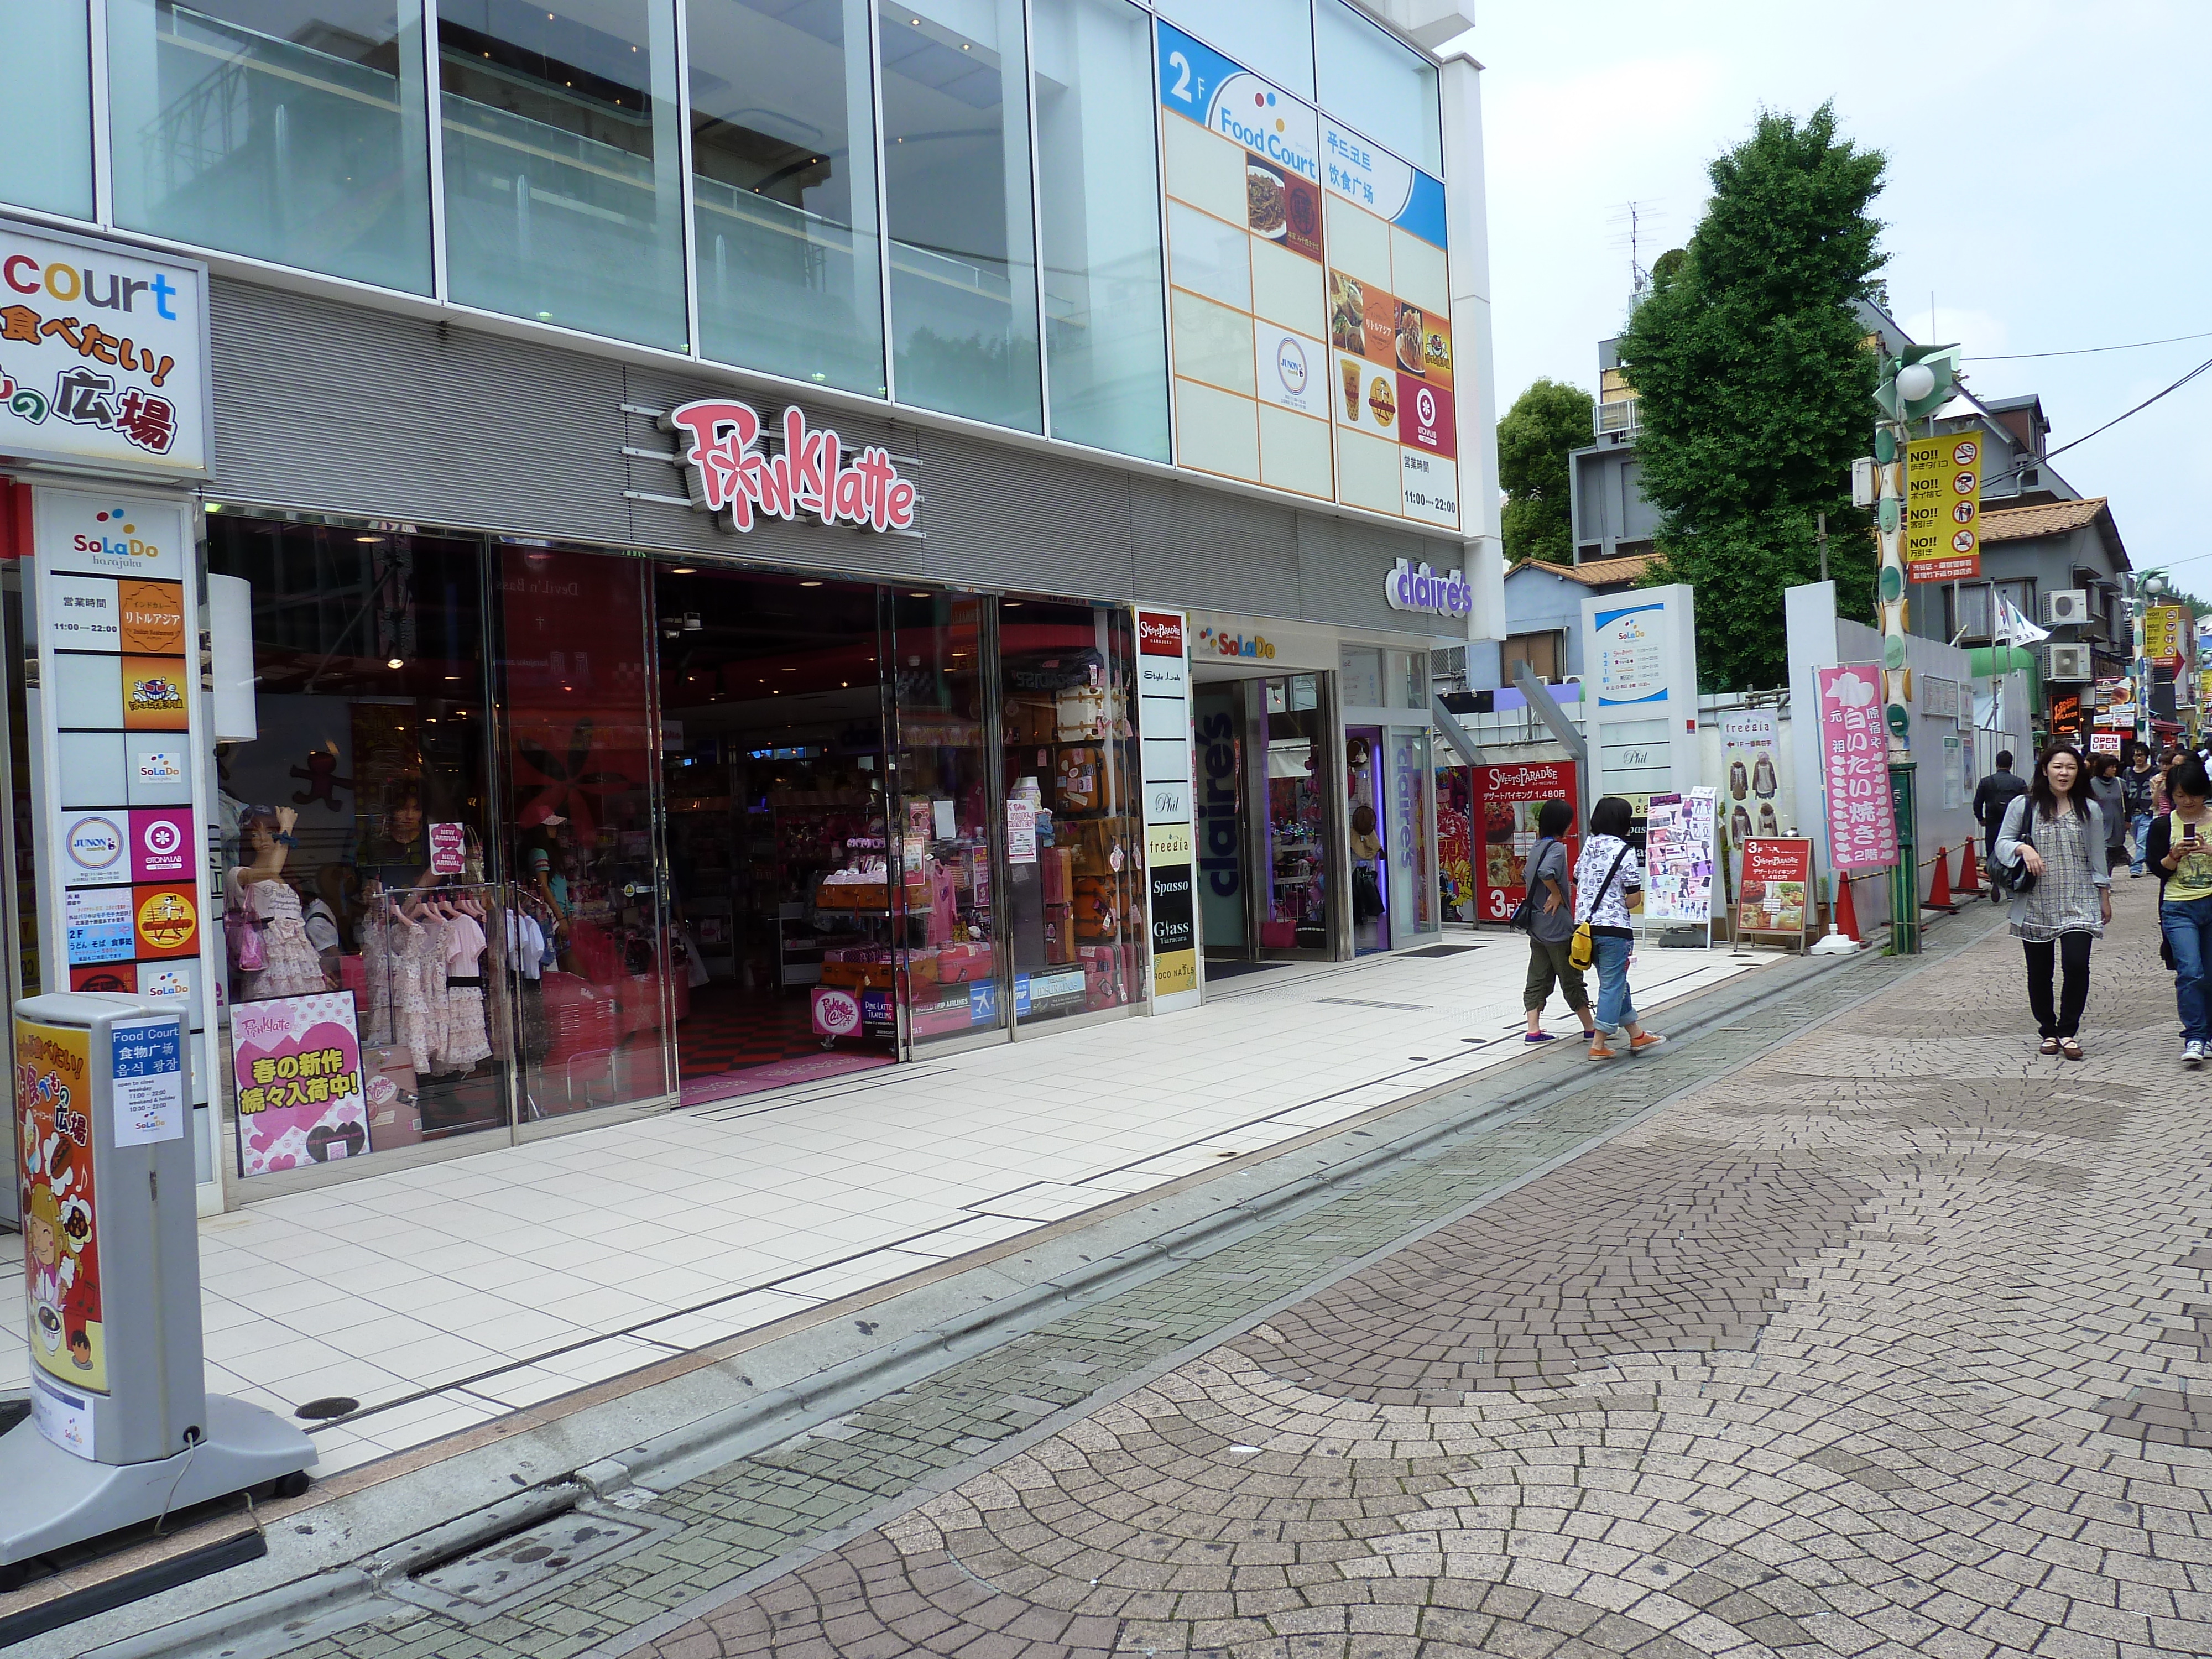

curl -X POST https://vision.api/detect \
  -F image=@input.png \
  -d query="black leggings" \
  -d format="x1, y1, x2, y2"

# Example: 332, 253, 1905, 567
2022, 932, 2093, 1039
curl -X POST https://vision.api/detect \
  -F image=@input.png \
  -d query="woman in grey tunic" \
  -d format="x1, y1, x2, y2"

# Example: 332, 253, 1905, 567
1995, 744, 2112, 1060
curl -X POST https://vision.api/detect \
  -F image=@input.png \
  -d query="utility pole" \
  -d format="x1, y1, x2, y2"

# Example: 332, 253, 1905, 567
1871, 345, 1961, 956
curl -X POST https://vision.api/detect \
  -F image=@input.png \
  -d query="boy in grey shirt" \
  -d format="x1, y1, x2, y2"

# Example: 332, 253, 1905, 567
1520, 799, 1596, 1043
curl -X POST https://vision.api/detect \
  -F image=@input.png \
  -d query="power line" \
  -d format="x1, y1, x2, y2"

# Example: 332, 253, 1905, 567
1968, 328, 2212, 362
2042, 352, 2212, 462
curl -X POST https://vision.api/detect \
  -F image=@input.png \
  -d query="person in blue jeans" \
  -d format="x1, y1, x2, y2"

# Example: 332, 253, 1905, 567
2122, 745, 2159, 877
2146, 759, 2212, 1067
1572, 795, 1666, 1061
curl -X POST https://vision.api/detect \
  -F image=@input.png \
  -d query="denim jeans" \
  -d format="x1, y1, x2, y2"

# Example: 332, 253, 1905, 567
2163, 895, 2212, 1044
2132, 811, 2154, 875
1592, 931, 1636, 1036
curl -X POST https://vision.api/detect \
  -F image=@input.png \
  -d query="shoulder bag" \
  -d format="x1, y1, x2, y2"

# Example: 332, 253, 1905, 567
1993, 797, 2037, 897
1569, 844, 1632, 971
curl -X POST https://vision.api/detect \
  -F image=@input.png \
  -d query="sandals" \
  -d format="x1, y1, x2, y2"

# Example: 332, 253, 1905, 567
2060, 1038, 2085, 1061
2038, 1037, 2060, 1056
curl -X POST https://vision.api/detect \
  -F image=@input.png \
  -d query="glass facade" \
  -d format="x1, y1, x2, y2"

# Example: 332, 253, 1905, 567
16, 3, 1450, 473
439, 0, 687, 347
1034, 0, 1169, 460
1314, 0, 1441, 174
688, 0, 884, 395
106, 0, 434, 293
878, 0, 1041, 430
3, 2, 94, 220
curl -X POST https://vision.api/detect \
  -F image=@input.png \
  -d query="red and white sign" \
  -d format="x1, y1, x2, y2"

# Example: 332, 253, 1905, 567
428, 822, 466, 875
666, 400, 917, 535
811, 986, 862, 1038
1469, 760, 1578, 924
1817, 666, 1897, 872
2088, 731, 2122, 756
1136, 610, 1185, 656
1736, 837, 1812, 938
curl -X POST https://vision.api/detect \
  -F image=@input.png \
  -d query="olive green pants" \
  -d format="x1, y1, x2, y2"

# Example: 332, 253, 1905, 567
1524, 936, 1590, 1014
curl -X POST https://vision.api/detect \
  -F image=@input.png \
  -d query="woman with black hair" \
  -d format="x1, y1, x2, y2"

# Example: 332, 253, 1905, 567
1995, 743, 2112, 1060
2145, 758, 2212, 1067
1520, 799, 1595, 1044
1573, 795, 1665, 1061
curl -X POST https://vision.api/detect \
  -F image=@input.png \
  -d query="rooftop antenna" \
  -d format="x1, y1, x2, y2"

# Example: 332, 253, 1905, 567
1608, 201, 1662, 303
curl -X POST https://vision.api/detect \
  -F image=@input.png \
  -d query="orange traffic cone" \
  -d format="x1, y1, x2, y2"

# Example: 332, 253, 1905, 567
1834, 872, 1863, 942
1958, 838, 1982, 894
1925, 845, 1955, 912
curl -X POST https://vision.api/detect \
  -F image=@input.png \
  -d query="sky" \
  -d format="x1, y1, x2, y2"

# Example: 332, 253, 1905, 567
1459, 1, 2212, 586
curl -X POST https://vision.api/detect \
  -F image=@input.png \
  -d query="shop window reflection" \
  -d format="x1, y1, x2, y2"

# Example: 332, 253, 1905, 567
1000, 600, 1145, 1025
206, 520, 506, 1175
1264, 675, 1328, 953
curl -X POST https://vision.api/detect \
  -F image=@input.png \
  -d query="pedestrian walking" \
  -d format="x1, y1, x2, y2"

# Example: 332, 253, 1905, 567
1519, 799, 1596, 1045
1973, 751, 2029, 904
1574, 795, 1665, 1062
2155, 747, 2185, 818
1994, 743, 2112, 1061
2088, 753, 2129, 873
2145, 759, 2212, 1068
2124, 745, 2159, 877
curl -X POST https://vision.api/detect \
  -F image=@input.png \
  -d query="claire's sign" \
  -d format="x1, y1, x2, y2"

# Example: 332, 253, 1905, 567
665, 399, 917, 535
1383, 557, 1473, 618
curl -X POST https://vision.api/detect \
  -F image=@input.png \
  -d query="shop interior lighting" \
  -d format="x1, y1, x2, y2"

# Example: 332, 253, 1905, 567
670, 565, 695, 575
387, 656, 405, 669
799, 580, 822, 587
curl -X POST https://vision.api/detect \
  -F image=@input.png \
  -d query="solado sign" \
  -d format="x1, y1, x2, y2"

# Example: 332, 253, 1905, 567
1383, 558, 1473, 618
665, 398, 918, 534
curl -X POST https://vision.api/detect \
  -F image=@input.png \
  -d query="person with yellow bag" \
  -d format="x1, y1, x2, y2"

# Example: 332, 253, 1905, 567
1572, 796, 1666, 1062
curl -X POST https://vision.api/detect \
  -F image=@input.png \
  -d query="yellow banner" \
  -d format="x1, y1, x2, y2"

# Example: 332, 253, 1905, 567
1905, 432, 1982, 583
2147, 604, 2189, 669
18, 1018, 105, 1393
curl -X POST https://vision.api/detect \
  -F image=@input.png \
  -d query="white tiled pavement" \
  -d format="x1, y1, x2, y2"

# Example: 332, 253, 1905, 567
1, 937, 1773, 1474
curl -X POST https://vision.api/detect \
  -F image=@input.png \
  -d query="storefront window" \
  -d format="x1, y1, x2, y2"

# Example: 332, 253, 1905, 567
3, 3, 93, 220
1314, 0, 1442, 174
1000, 599, 1144, 1027
688, 0, 885, 397
1388, 726, 1435, 936
877, 0, 1042, 432
107, 0, 434, 294
656, 567, 896, 1100
206, 520, 505, 1172
1191, 681, 1246, 951
891, 592, 1000, 1046
498, 546, 671, 1117
1264, 674, 1328, 952
440, 0, 687, 348
1032, 0, 1170, 462
1339, 643, 1383, 708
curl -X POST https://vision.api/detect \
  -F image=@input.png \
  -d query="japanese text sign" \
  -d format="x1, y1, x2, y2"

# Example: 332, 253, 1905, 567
1905, 433, 1981, 583
1818, 666, 1898, 872
1468, 760, 1577, 924
2145, 604, 2189, 672
1736, 838, 1812, 938
0, 220, 209, 477
230, 992, 368, 1176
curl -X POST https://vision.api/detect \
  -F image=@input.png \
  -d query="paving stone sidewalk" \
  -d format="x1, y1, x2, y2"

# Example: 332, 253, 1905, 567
261, 889, 2212, 1659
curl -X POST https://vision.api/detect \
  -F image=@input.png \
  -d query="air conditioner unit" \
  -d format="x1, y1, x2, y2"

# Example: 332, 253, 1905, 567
2046, 643, 2093, 682
2042, 589, 2089, 627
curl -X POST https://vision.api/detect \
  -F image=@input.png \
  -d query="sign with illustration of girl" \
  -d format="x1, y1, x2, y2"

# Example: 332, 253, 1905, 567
17, 1017, 104, 1391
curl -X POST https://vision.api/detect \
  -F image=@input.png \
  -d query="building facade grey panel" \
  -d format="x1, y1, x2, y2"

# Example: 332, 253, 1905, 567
1130, 477, 1301, 614
208, 279, 631, 546
914, 428, 1136, 599
1295, 512, 1437, 634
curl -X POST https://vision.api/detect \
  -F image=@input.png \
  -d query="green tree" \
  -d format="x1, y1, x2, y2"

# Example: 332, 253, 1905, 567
1618, 102, 1887, 690
1498, 378, 1595, 565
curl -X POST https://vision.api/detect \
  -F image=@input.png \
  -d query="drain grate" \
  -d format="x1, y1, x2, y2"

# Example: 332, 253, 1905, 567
387, 1509, 675, 1624
1402, 943, 1481, 958
1314, 997, 1430, 1011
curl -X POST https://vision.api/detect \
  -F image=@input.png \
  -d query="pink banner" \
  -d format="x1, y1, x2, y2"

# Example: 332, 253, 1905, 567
1817, 666, 1897, 872
232, 991, 368, 1175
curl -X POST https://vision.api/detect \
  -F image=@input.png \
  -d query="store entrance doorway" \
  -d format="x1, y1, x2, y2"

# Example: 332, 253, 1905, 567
655, 567, 899, 1103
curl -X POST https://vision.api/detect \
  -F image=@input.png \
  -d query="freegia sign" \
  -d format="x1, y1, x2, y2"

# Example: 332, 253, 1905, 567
1383, 557, 1472, 618
664, 398, 918, 534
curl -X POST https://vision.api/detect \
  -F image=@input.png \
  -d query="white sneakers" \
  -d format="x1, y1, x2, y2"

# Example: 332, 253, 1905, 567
2186, 1040, 2205, 1069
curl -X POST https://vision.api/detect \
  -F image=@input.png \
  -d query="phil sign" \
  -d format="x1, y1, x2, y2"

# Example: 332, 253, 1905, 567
0, 220, 210, 477
665, 399, 917, 535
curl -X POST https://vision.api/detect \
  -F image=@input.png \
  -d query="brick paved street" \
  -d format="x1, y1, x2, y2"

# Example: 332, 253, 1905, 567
128, 881, 2212, 1659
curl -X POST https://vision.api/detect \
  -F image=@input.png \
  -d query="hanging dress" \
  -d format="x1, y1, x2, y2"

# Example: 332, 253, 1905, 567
242, 877, 326, 999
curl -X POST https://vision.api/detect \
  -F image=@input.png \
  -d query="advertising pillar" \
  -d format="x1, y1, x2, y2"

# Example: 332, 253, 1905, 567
1135, 609, 1199, 1011
1580, 583, 1701, 805
3, 993, 311, 1568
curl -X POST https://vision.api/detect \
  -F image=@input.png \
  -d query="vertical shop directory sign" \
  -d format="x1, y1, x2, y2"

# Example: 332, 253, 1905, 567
1817, 665, 1898, 872
1155, 19, 1454, 528
1136, 609, 1199, 1009
1319, 118, 1455, 526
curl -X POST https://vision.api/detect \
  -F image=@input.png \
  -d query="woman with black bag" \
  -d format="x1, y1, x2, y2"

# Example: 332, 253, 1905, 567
1516, 799, 1596, 1045
1995, 742, 2112, 1060
1574, 795, 1665, 1062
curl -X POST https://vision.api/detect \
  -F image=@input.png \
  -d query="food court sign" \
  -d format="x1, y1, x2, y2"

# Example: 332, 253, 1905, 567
0, 221, 210, 478
665, 398, 918, 535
